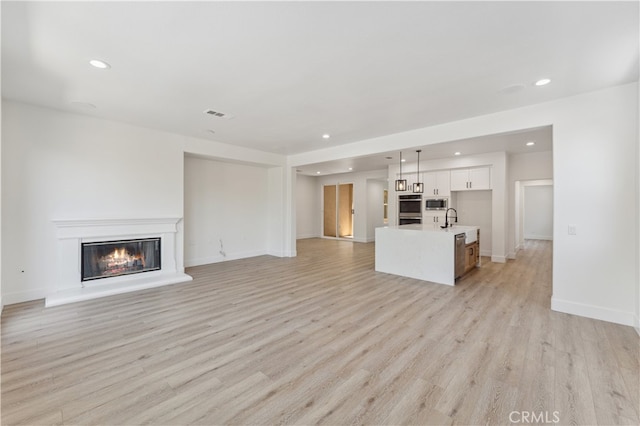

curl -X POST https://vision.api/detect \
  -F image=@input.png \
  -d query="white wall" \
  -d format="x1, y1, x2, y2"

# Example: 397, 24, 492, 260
316, 169, 387, 242
181, 123, 290, 259
550, 85, 637, 326
366, 179, 387, 240
2, 100, 289, 305
456, 191, 492, 256
0, 36, 3, 310
266, 166, 286, 257
296, 174, 320, 239
183, 156, 269, 266
1, 101, 184, 304
524, 185, 553, 240
0, 70, 2, 310
290, 83, 639, 327
509, 150, 553, 180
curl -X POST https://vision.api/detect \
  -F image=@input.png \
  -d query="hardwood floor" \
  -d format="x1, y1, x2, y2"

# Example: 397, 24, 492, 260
2, 239, 638, 425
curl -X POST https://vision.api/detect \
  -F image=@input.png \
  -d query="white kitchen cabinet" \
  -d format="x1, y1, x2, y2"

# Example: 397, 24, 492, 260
450, 167, 491, 191
423, 212, 446, 225
424, 170, 450, 197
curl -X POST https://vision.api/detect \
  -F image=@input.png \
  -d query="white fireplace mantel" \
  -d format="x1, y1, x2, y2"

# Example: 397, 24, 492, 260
47, 217, 192, 307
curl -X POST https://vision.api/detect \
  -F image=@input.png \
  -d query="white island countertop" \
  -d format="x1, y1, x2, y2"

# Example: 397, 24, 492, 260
381, 224, 478, 241
375, 224, 479, 285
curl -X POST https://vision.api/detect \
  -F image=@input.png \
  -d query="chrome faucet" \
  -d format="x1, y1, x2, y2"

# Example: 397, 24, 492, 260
441, 208, 458, 228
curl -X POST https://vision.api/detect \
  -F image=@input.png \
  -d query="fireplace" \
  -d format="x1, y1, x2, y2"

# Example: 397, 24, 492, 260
49, 218, 192, 307
81, 238, 161, 281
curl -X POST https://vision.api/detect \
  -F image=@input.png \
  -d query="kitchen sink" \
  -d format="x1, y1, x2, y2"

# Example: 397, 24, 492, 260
439, 225, 478, 244
464, 229, 477, 244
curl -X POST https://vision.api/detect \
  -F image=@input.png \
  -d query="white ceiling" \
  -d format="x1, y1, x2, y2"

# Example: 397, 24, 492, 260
295, 125, 553, 176
2, 1, 638, 162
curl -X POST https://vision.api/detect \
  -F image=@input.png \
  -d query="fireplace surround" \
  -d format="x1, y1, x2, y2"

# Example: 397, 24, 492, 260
48, 218, 192, 307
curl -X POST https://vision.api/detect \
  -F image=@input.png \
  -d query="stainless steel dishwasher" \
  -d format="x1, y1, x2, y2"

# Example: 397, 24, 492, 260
455, 233, 466, 279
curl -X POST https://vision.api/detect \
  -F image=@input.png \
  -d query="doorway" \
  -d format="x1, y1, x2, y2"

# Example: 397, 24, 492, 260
514, 179, 554, 251
323, 183, 354, 238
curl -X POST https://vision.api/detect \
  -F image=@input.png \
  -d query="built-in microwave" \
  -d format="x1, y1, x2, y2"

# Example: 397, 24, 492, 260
425, 198, 448, 210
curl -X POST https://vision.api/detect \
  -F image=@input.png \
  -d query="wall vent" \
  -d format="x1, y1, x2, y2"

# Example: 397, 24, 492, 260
204, 109, 233, 119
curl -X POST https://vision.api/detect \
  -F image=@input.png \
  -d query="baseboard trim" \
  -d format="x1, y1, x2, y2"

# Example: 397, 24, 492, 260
296, 234, 319, 240
551, 297, 636, 327
3, 288, 48, 305
268, 250, 296, 258
525, 234, 553, 240
491, 255, 506, 263
185, 250, 268, 267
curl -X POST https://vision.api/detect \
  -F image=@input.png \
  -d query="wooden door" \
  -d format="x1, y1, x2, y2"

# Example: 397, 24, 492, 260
323, 185, 337, 237
338, 184, 353, 237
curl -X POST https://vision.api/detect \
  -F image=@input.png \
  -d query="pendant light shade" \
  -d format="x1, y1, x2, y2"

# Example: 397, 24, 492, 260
413, 149, 424, 193
395, 152, 407, 191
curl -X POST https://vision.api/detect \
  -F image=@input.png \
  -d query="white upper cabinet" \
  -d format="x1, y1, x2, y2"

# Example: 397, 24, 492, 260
424, 170, 450, 197
450, 167, 491, 191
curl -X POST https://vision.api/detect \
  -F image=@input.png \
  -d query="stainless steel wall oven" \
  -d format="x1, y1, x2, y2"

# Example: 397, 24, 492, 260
398, 194, 422, 225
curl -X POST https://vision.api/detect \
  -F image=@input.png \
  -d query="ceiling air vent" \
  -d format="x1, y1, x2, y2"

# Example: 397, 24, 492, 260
203, 109, 234, 119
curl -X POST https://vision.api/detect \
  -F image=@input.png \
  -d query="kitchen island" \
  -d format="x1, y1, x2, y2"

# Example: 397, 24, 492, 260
375, 224, 479, 286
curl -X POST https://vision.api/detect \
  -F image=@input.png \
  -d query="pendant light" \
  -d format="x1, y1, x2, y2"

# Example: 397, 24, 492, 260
395, 152, 407, 191
413, 149, 424, 193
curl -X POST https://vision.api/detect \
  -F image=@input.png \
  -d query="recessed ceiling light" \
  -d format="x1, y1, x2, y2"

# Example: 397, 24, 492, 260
454, 152, 461, 156
401, 159, 406, 163
316, 171, 321, 174
348, 167, 353, 171
322, 134, 330, 139
89, 59, 110, 69
535, 78, 551, 86
526, 141, 536, 146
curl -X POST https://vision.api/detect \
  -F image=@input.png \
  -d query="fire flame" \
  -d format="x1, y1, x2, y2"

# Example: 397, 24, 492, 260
100, 247, 146, 275
112, 248, 127, 260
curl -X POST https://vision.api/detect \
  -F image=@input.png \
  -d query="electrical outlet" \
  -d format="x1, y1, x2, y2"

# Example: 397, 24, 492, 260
568, 225, 577, 235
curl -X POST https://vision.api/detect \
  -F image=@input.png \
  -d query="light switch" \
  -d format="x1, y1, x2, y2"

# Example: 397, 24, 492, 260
568, 225, 577, 235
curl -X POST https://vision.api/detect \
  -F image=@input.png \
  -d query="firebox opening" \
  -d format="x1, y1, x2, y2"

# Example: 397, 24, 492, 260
81, 238, 161, 282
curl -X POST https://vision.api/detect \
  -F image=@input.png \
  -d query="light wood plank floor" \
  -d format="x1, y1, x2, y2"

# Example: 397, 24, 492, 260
2, 239, 639, 425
